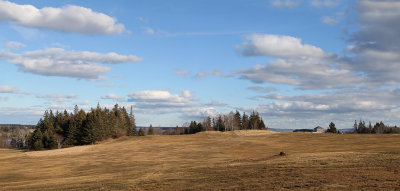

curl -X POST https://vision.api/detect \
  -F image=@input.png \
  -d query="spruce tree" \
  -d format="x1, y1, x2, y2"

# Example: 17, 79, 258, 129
148, 125, 154, 135
216, 116, 225, 132
242, 113, 249, 129
234, 110, 242, 129
327, 122, 337, 133
138, 128, 146, 136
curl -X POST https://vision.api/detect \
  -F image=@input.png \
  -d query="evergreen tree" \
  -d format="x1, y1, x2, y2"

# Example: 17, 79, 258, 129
234, 110, 242, 130
28, 128, 44, 150
249, 111, 259, 130
216, 116, 225, 132
258, 117, 266, 130
353, 120, 358, 133
189, 121, 198, 134
358, 120, 366, 134
138, 128, 146, 136
368, 122, 374, 134
327, 122, 337, 133
196, 123, 203, 133
126, 106, 137, 136
242, 112, 249, 129
148, 125, 154, 135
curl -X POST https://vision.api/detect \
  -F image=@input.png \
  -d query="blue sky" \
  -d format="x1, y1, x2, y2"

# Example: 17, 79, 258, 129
1, 0, 400, 129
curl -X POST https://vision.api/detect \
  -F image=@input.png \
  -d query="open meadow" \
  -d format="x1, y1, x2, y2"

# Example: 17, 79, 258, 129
1, 130, 400, 190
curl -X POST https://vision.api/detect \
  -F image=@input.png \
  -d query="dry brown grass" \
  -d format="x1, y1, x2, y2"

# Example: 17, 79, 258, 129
1, 130, 400, 190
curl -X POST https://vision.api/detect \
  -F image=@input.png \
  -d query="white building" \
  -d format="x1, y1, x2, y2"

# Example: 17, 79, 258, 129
313, 126, 324, 133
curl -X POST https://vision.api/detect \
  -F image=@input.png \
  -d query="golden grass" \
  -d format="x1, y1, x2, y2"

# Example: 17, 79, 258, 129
1, 130, 400, 190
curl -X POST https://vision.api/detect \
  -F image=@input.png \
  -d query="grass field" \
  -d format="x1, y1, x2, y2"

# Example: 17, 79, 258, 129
1, 130, 400, 190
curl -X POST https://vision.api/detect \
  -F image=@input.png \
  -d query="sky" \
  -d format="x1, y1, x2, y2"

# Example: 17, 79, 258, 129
1, 0, 400, 129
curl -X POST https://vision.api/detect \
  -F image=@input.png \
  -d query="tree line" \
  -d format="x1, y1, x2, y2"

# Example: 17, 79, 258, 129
353, 120, 400, 134
27, 104, 140, 150
187, 110, 267, 134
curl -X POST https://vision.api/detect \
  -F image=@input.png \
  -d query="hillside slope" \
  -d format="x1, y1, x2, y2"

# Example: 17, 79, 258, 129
1, 130, 400, 190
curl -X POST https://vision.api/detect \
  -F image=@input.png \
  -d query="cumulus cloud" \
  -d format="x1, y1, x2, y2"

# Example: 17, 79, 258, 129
126, 90, 229, 121
0, 0, 125, 34
5, 48, 141, 80
180, 107, 219, 119
272, 0, 301, 8
238, 57, 361, 90
345, 0, 400, 85
237, 34, 326, 58
36, 93, 78, 103
0, 51, 17, 59
0, 85, 19, 93
101, 94, 126, 102
236, 34, 363, 89
128, 90, 196, 109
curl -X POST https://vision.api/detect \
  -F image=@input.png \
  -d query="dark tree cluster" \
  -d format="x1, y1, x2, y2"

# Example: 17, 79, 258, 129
27, 104, 137, 150
185, 110, 267, 134
353, 120, 400, 134
326, 122, 338, 133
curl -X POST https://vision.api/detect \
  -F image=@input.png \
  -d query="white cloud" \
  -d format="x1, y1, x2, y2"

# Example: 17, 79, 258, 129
0, 51, 17, 59
311, 0, 338, 8
236, 34, 362, 89
272, 0, 301, 8
6, 48, 141, 80
0, 0, 125, 34
0, 85, 19, 93
3, 41, 26, 50
237, 34, 326, 58
101, 94, 126, 102
237, 57, 361, 90
322, 16, 338, 25
128, 90, 195, 108
345, 0, 400, 85
241, 87, 400, 129
36, 93, 78, 103
181, 107, 219, 119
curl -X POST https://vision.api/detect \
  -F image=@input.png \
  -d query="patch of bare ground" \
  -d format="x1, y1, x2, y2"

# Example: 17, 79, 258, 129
1, 131, 400, 190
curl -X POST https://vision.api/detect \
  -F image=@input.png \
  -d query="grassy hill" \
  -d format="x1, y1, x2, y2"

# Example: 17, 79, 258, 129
1, 130, 400, 190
